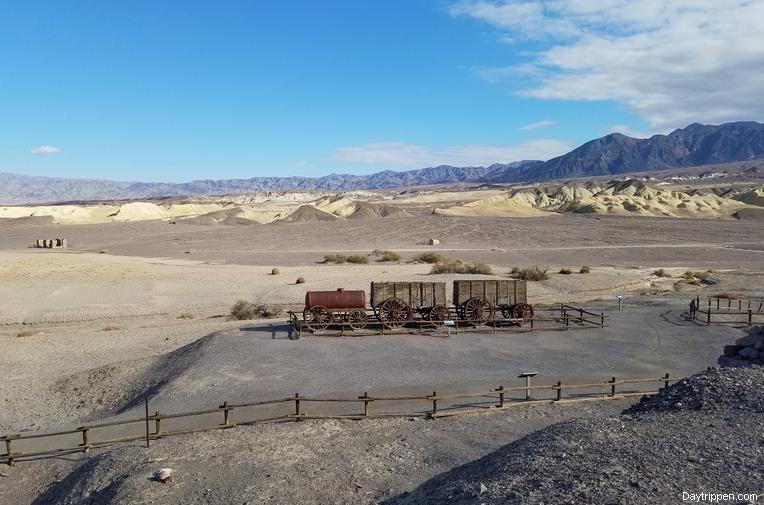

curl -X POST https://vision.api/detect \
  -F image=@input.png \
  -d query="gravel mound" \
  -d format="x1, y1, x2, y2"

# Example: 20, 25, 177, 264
388, 367, 764, 505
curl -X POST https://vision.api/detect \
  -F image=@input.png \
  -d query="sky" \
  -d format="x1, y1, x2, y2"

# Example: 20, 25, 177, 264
2, 0, 763, 182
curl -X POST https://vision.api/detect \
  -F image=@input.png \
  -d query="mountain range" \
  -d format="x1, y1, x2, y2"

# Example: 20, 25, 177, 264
2, 121, 764, 204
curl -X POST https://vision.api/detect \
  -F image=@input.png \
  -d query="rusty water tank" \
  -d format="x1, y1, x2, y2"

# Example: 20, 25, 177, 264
304, 288, 366, 310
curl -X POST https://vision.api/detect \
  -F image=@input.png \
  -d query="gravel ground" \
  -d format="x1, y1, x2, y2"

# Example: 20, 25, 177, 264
389, 366, 764, 505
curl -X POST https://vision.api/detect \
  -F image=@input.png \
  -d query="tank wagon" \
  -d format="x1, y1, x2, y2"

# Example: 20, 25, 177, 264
301, 279, 532, 331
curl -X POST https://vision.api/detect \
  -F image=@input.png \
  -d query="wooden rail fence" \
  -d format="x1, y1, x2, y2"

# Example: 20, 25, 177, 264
693, 296, 764, 325
1, 373, 672, 466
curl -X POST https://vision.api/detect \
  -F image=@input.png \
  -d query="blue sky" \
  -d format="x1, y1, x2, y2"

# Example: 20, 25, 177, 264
2, 1, 761, 182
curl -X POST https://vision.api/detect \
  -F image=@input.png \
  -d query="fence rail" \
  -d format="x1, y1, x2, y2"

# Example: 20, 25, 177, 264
693, 296, 764, 325
1, 373, 671, 466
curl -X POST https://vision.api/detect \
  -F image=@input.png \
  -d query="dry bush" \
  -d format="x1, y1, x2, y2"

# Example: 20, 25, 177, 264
271, 267, 280, 275
346, 255, 369, 264
323, 254, 347, 264
17, 329, 39, 338
373, 250, 402, 262
558, 268, 573, 275
686, 278, 700, 286
430, 259, 493, 275
177, 313, 194, 320
716, 292, 742, 300
517, 266, 550, 281
296, 276, 306, 284
101, 325, 122, 331
509, 266, 521, 275
230, 300, 283, 320
653, 269, 672, 278
579, 265, 591, 274
411, 252, 446, 264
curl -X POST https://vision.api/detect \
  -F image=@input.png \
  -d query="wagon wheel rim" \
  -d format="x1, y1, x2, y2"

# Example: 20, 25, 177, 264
500, 304, 513, 319
379, 298, 408, 328
512, 303, 534, 322
304, 305, 333, 331
428, 304, 450, 324
464, 297, 494, 325
347, 309, 368, 330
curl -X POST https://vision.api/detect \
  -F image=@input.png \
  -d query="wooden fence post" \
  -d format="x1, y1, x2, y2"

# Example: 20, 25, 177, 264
609, 377, 616, 397
663, 373, 670, 389
707, 309, 711, 326
144, 398, 150, 448
749, 310, 753, 325
556, 381, 562, 401
431, 391, 438, 415
294, 393, 301, 420
497, 386, 505, 408
154, 412, 161, 438
361, 392, 369, 416
601, 312, 605, 327
4, 438, 13, 467
221, 401, 231, 427
81, 428, 90, 454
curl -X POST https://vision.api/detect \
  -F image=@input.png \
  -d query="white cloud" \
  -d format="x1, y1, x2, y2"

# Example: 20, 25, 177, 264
450, 0, 764, 130
30, 145, 61, 155
520, 120, 557, 130
333, 139, 573, 167
606, 124, 659, 139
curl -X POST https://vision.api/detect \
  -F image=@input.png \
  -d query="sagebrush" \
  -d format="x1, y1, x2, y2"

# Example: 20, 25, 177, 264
430, 259, 492, 275
230, 300, 283, 320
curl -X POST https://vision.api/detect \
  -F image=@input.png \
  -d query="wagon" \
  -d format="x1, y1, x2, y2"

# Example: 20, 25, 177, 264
453, 280, 532, 325
370, 281, 448, 328
302, 288, 368, 331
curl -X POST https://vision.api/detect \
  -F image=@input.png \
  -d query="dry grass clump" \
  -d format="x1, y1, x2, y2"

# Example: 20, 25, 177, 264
296, 276, 306, 284
230, 300, 283, 320
271, 267, 280, 275
101, 325, 122, 331
373, 250, 402, 262
177, 313, 194, 320
323, 254, 348, 264
510, 266, 521, 275
653, 269, 672, 278
558, 268, 573, 275
17, 329, 39, 338
513, 266, 550, 281
411, 252, 446, 264
346, 255, 369, 264
716, 291, 741, 300
579, 265, 591, 274
430, 259, 493, 275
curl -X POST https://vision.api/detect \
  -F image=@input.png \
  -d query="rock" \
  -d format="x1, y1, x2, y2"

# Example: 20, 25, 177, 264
724, 345, 744, 357
719, 356, 754, 368
479, 483, 488, 495
738, 347, 759, 360
152, 468, 175, 484
735, 333, 763, 347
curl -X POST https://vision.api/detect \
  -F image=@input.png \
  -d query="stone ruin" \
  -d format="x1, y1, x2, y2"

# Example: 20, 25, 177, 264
719, 324, 764, 367
35, 238, 67, 249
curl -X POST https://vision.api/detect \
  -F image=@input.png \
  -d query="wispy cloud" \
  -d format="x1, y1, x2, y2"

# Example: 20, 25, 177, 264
451, 0, 764, 130
333, 139, 573, 167
30, 145, 61, 155
520, 120, 557, 131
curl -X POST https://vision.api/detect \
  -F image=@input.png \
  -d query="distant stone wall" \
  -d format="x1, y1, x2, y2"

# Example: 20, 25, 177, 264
35, 239, 67, 248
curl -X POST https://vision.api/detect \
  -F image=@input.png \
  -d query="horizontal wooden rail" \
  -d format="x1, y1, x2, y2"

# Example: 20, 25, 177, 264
1, 373, 673, 466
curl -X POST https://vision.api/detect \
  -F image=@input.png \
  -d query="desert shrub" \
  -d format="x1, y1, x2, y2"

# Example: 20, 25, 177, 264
579, 265, 591, 274
296, 276, 306, 284
653, 269, 672, 278
230, 300, 283, 320
411, 252, 446, 264
509, 266, 521, 275
102, 325, 122, 331
346, 255, 369, 264
177, 313, 194, 320
558, 268, 573, 275
323, 254, 347, 264
430, 259, 492, 275
17, 329, 39, 338
373, 250, 402, 262
682, 271, 696, 280
686, 278, 700, 286
271, 267, 280, 275
716, 292, 741, 300
517, 266, 550, 281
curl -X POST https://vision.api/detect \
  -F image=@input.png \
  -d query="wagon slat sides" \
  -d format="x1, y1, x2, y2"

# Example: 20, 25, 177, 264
452, 280, 527, 307
370, 282, 447, 309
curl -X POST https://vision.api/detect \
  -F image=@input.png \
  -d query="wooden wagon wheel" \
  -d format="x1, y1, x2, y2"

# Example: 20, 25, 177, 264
512, 303, 534, 323
500, 304, 514, 319
463, 297, 494, 325
428, 304, 450, 323
346, 309, 368, 330
378, 297, 409, 328
303, 305, 333, 331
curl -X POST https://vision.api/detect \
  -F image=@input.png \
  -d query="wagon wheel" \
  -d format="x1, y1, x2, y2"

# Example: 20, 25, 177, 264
428, 304, 450, 324
303, 305, 333, 331
512, 303, 534, 323
463, 297, 494, 325
346, 309, 368, 330
500, 304, 514, 319
378, 298, 409, 328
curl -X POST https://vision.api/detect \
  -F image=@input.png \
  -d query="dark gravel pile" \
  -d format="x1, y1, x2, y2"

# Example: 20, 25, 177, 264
388, 367, 764, 505
626, 366, 764, 414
